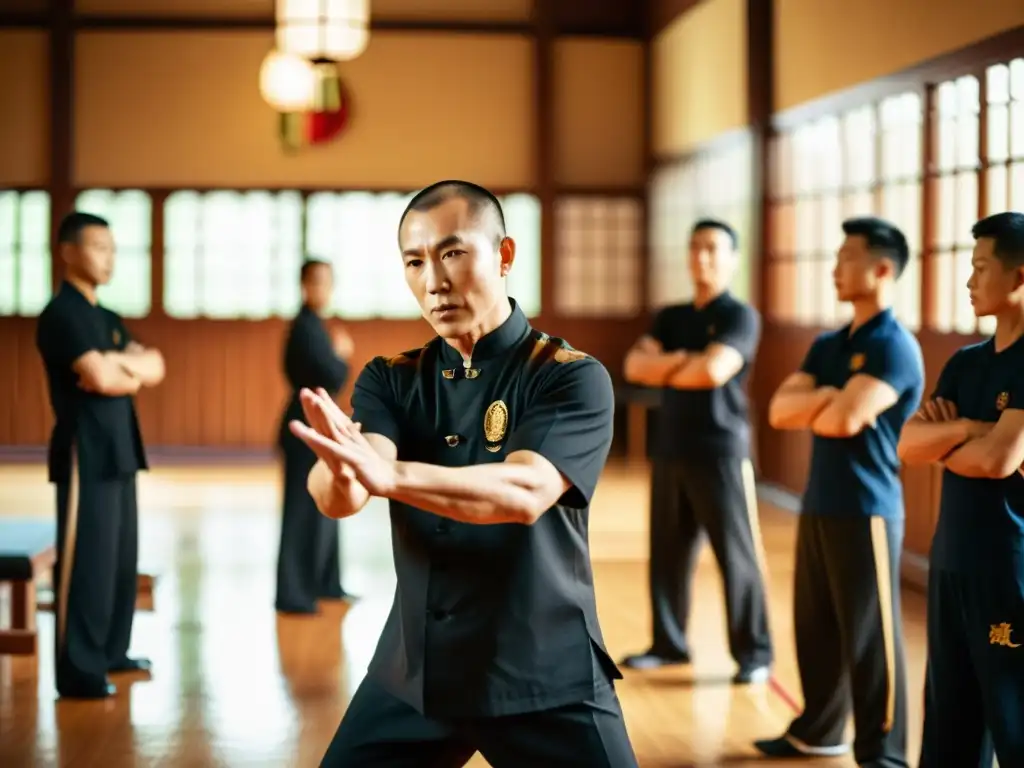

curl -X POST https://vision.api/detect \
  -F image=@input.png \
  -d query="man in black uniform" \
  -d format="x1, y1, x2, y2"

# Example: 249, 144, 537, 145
898, 211, 1024, 767
290, 180, 637, 767
36, 211, 165, 699
618, 219, 773, 684
755, 217, 923, 767
275, 258, 354, 614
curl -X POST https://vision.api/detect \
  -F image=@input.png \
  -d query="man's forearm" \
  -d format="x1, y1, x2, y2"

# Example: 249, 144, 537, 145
897, 419, 978, 465
623, 351, 684, 386
665, 354, 720, 390
118, 349, 165, 387
388, 461, 543, 525
769, 388, 836, 430
307, 460, 371, 519
942, 425, 1009, 478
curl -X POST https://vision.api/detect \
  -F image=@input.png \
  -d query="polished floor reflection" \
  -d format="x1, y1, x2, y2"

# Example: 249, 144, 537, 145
0, 461, 929, 767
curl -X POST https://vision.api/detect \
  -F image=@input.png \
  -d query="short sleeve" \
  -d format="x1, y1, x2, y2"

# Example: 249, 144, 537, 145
106, 310, 133, 350
648, 308, 668, 346
36, 304, 99, 370
930, 350, 964, 402
713, 304, 760, 361
798, 338, 823, 379
504, 356, 615, 509
350, 358, 402, 447
857, 334, 924, 397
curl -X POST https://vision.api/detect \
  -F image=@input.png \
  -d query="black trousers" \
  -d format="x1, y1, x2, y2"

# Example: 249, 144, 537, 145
647, 457, 773, 667
54, 472, 138, 692
320, 677, 638, 768
275, 445, 342, 612
919, 558, 1024, 767
787, 514, 908, 767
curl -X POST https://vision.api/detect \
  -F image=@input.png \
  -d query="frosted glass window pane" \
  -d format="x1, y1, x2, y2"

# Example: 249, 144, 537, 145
164, 190, 302, 319
932, 251, 954, 333
0, 190, 52, 316
501, 194, 541, 318
953, 248, 975, 334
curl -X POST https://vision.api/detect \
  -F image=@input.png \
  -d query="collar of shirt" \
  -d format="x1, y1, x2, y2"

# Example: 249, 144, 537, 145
60, 279, 94, 306
438, 297, 530, 366
843, 307, 893, 345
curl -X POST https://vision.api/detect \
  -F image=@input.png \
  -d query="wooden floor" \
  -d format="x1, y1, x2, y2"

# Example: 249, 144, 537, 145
0, 460, 931, 768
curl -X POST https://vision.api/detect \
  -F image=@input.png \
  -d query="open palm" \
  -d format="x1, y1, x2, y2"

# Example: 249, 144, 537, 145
289, 388, 396, 497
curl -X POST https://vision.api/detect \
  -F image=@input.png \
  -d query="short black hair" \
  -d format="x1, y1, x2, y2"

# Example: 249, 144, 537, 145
300, 258, 331, 282
57, 211, 109, 245
972, 211, 1024, 269
691, 218, 739, 250
398, 180, 506, 247
841, 216, 910, 278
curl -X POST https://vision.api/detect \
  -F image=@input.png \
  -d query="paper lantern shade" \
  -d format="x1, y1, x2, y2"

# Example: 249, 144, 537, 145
259, 50, 316, 112
276, 0, 370, 62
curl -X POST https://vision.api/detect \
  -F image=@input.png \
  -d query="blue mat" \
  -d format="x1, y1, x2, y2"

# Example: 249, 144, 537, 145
0, 519, 57, 581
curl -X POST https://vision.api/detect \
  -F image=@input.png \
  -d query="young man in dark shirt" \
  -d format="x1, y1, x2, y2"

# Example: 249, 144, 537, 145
36, 212, 165, 699
898, 211, 1024, 767
619, 219, 773, 685
756, 217, 923, 767
275, 259, 354, 614
290, 180, 637, 767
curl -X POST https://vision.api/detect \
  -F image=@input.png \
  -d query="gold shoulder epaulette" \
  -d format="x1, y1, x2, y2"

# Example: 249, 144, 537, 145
384, 344, 428, 368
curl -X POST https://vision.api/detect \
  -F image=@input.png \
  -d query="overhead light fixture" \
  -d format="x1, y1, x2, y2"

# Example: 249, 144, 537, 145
276, 0, 371, 62
259, 49, 317, 112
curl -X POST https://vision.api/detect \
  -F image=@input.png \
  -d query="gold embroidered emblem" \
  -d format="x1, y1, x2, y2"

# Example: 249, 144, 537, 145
442, 369, 456, 379
112, 329, 121, 346
465, 369, 480, 379
444, 435, 460, 447
850, 353, 865, 371
553, 347, 587, 364
996, 391, 1010, 411
483, 400, 508, 444
989, 622, 1021, 648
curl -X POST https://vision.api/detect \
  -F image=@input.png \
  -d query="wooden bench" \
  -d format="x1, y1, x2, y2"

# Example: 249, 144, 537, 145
0, 519, 57, 656
0, 519, 157, 656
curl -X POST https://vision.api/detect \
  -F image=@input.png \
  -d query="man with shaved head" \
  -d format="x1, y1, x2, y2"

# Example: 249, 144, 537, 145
290, 180, 638, 766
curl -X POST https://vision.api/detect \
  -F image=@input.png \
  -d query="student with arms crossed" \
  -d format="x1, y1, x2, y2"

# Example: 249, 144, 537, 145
897, 211, 1024, 767
756, 217, 923, 767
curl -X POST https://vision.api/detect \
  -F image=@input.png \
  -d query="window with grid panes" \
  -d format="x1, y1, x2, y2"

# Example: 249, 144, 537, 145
305, 192, 542, 320
769, 93, 922, 329
879, 92, 923, 331
555, 196, 641, 317
648, 136, 753, 310
982, 58, 1024, 334
75, 189, 153, 318
930, 75, 984, 336
0, 190, 51, 317
163, 190, 305, 319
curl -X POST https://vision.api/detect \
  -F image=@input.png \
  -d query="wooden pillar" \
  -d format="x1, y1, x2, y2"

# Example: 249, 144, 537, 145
746, 0, 774, 475
49, 0, 74, 290
747, 0, 774, 315
532, 0, 556, 320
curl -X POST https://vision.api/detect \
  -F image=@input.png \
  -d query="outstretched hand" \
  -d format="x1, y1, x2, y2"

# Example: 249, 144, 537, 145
288, 388, 397, 497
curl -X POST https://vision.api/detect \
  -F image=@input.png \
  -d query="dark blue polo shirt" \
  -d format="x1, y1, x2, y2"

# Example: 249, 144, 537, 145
350, 298, 621, 719
799, 309, 923, 519
649, 292, 760, 459
930, 337, 1024, 572
36, 281, 148, 484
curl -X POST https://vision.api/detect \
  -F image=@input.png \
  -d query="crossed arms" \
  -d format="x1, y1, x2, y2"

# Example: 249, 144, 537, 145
897, 397, 1024, 479
768, 372, 899, 438
74, 341, 165, 396
623, 336, 745, 390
